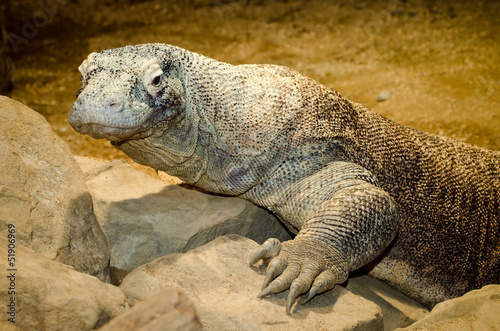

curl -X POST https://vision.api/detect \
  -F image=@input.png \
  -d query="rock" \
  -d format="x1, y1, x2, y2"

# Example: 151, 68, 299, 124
399, 284, 500, 330
0, 237, 130, 331
76, 157, 292, 272
0, 97, 110, 281
346, 274, 429, 330
377, 89, 392, 102
120, 234, 384, 330
98, 288, 202, 331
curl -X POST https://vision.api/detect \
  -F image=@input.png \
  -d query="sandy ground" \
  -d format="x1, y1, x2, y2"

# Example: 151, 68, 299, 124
5, 0, 500, 160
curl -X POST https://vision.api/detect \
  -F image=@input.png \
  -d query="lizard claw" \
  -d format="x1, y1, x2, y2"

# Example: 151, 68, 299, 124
249, 238, 283, 266
285, 269, 324, 314
300, 269, 337, 304
258, 264, 297, 298
286, 280, 308, 314
261, 256, 288, 290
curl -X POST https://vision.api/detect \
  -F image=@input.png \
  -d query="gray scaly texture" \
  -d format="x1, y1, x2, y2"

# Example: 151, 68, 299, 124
69, 44, 500, 314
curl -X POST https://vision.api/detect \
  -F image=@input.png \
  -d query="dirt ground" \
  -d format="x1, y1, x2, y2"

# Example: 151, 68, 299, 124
5, 0, 500, 160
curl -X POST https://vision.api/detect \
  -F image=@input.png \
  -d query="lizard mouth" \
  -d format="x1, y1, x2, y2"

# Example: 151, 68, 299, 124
71, 122, 148, 142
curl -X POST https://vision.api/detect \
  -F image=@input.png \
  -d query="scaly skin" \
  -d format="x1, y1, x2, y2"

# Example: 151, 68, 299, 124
69, 44, 500, 314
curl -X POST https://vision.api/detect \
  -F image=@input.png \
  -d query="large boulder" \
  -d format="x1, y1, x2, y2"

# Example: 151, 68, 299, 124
76, 157, 292, 272
0, 96, 110, 281
0, 237, 129, 331
120, 234, 394, 330
120, 235, 430, 329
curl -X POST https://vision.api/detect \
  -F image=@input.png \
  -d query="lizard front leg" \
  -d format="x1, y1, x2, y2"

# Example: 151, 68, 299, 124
248, 162, 399, 314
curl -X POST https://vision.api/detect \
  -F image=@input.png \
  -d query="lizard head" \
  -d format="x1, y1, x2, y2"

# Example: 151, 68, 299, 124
69, 45, 185, 142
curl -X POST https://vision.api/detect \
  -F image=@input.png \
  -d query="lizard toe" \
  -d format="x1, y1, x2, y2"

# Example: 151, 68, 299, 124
258, 265, 299, 299
249, 238, 283, 266
300, 269, 337, 304
286, 269, 321, 314
262, 256, 288, 289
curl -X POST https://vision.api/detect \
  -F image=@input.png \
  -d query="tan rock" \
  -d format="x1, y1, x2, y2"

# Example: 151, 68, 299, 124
0, 237, 130, 331
76, 157, 291, 272
120, 234, 384, 330
346, 274, 429, 330
399, 284, 500, 331
98, 288, 202, 331
0, 96, 109, 281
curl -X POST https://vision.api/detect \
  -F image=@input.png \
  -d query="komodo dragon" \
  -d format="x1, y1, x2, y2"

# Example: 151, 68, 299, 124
69, 43, 500, 314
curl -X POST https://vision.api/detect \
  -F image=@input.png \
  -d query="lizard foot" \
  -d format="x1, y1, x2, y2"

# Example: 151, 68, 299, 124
249, 237, 349, 314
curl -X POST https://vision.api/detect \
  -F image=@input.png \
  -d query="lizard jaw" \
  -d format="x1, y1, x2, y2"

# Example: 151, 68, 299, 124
71, 122, 151, 142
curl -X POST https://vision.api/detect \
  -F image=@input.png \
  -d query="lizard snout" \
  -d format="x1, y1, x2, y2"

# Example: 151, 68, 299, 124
73, 94, 124, 115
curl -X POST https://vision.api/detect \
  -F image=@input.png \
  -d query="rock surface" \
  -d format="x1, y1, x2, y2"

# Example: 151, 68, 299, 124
76, 156, 292, 272
346, 274, 429, 330
399, 284, 500, 330
98, 288, 202, 331
0, 96, 110, 281
120, 234, 431, 330
0, 237, 130, 331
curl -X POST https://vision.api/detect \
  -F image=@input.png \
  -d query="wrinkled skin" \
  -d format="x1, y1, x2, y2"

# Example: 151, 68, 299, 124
70, 44, 500, 314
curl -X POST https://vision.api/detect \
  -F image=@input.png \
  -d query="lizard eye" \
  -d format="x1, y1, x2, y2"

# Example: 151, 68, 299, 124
152, 75, 162, 87
142, 60, 164, 95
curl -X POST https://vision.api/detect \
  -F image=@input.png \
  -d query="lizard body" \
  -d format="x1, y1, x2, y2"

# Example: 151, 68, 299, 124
69, 44, 500, 313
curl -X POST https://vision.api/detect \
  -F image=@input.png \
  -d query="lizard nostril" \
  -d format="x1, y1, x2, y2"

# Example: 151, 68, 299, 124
108, 101, 124, 113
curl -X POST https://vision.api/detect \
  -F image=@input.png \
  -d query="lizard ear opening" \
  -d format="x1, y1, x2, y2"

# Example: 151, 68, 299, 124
142, 59, 164, 96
